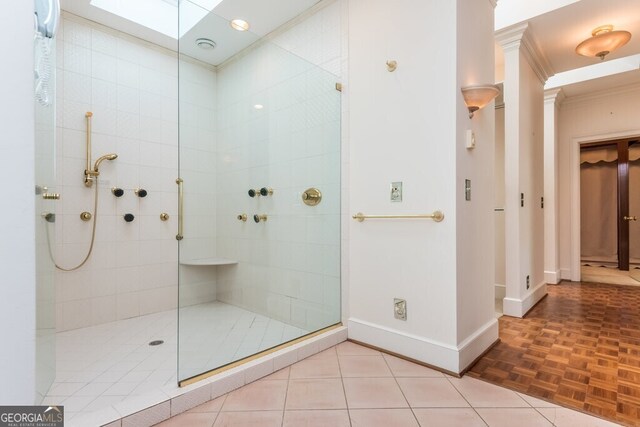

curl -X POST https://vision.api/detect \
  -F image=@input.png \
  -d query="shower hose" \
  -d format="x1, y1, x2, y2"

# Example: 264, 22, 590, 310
45, 179, 100, 271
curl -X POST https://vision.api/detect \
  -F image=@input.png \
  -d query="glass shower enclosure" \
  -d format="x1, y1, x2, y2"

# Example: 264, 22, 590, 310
34, 1, 58, 401
177, 3, 342, 383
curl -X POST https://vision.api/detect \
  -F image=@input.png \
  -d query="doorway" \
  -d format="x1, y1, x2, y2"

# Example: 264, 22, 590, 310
580, 138, 640, 285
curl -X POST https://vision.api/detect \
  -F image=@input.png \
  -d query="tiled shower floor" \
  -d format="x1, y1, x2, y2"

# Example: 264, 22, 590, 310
43, 302, 307, 420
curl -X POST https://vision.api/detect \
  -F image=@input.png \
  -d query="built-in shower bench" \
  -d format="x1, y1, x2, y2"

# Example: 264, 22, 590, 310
179, 258, 238, 266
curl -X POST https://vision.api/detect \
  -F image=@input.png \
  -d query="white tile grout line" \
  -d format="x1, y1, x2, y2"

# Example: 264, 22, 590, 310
379, 350, 424, 426
279, 361, 292, 427
333, 345, 353, 427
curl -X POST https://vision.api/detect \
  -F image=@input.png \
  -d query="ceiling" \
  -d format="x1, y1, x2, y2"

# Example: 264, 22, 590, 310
495, 0, 640, 99
525, 0, 640, 75
60, 0, 321, 66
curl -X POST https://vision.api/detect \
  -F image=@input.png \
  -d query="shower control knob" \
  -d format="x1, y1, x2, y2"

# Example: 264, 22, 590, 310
248, 189, 259, 198
253, 214, 268, 223
135, 188, 148, 198
260, 187, 274, 196
124, 213, 135, 223
111, 188, 124, 197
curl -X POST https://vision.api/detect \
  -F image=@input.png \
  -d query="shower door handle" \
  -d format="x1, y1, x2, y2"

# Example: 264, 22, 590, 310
176, 178, 184, 240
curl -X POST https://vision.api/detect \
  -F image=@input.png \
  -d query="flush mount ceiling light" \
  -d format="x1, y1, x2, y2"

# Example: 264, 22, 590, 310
230, 19, 250, 32
253, 104, 264, 110
575, 25, 631, 60
195, 38, 216, 50
461, 84, 501, 118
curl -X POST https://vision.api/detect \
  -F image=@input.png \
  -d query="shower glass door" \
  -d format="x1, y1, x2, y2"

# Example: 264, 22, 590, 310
34, 29, 58, 402
177, 4, 341, 383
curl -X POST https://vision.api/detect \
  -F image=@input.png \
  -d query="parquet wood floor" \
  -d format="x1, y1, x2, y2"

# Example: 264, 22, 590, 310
468, 282, 640, 427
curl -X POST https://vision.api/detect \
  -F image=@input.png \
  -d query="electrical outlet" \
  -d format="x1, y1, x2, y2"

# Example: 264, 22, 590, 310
394, 298, 407, 320
465, 179, 471, 201
390, 182, 403, 202
526, 275, 530, 289
521, 193, 524, 207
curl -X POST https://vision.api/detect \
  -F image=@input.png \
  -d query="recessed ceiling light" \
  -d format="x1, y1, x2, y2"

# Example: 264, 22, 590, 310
230, 19, 250, 32
254, 104, 264, 110
195, 38, 216, 50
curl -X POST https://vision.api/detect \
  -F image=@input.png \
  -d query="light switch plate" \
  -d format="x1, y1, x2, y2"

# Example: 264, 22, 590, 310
390, 182, 402, 202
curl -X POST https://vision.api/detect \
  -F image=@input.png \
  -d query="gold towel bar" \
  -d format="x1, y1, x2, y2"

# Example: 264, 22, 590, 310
352, 211, 444, 223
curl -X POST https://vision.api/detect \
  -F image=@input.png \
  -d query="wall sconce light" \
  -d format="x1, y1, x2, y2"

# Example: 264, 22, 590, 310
461, 84, 501, 118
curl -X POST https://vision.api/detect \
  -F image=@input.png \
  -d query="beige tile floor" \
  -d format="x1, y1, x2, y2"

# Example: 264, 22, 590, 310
153, 341, 620, 427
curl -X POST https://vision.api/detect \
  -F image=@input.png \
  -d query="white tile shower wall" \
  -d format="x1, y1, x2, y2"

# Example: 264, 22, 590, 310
215, 1, 343, 332
55, 14, 216, 331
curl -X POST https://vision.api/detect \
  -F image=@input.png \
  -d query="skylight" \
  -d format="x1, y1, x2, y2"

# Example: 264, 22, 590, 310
90, 0, 223, 39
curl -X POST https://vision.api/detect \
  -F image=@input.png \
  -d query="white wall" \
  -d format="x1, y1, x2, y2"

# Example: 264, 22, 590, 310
0, 0, 37, 404
347, 0, 497, 374
557, 84, 640, 277
455, 0, 498, 367
214, 1, 343, 332
54, 15, 217, 331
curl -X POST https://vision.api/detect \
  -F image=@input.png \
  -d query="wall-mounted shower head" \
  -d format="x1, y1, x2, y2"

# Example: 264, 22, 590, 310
93, 153, 118, 172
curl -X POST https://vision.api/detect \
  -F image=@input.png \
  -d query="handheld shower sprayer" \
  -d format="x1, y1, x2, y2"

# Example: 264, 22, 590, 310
47, 112, 117, 272
94, 153, 118, 171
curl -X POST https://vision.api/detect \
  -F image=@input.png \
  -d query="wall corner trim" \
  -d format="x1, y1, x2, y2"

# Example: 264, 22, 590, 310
456, 318, 500, 372
544, 270, 561, 284
503, 281, 548, 318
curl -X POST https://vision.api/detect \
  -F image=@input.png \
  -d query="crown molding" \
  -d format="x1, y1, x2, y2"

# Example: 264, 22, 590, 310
561, 81, 640, 107
544, 88, 565, 106
495, 23, 554, 84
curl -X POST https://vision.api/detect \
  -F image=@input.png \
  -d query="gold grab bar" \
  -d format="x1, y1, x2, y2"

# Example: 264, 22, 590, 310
176, 178, 184, 240
352, 211, 445, 222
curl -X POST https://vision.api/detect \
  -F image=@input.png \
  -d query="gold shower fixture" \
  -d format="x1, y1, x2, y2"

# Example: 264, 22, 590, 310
83, 112, 118, 187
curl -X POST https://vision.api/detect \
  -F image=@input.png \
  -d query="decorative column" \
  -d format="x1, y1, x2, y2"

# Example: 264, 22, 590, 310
496, 23, 553, 317
543, 88, 564, 284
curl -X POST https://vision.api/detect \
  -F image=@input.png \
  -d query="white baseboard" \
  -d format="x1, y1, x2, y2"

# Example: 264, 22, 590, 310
457, 318, 500, 371
347, 317, 498, 374
503, 281, 547, 318
494, 284, 506, 300
560, 268, 571, 280
544, 270, 560, 284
